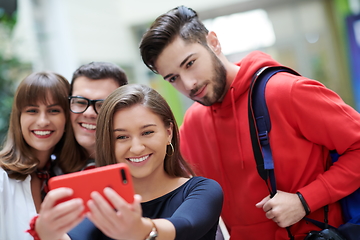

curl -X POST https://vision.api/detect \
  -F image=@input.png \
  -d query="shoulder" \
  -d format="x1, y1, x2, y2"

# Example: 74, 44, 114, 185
267, 71, 325, 93
0, 167, 9, 185
188, 176, 220, 185
0, 167, 30, 189
266, 72, 328, 104
181, 103, 212, 136
183, 103, 209, 121
267, 73, 346, 110
185, 177, 223, 194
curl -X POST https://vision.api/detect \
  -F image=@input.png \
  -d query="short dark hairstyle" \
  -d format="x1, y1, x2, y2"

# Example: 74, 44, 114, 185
139, 6, 209, 73
70, 62, 128, 95
96, 84, 195, 177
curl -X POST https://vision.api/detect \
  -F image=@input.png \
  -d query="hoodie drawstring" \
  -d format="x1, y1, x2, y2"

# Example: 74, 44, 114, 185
230, 87, 244, 169
210, 108, 228, 182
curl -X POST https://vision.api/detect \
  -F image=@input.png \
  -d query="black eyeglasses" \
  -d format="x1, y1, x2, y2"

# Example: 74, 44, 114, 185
69, 96, 104, 114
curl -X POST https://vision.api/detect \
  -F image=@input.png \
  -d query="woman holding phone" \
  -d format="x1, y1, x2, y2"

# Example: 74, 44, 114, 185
0, 72, 84, 240
35, 84, 223, 240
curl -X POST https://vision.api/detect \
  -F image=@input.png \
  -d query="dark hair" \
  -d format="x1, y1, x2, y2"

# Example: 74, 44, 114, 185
70, 62, 128, 95
140, 6, 209, 73
96, 84, 195, 177
0, 72, 81, 180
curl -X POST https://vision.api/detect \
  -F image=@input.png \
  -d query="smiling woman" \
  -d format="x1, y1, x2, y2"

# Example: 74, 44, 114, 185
0, 71, 81, 240
32, 84, 224, 240
65, 84, 223, 240
112, 104, 173, 179
20, 95, 66, 157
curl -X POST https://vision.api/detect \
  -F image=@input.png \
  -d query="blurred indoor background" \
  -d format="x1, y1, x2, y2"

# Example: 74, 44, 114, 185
0, 0, 359, 142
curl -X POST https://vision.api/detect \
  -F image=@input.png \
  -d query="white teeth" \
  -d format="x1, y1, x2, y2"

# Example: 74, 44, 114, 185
81, 123, 96, 130
33, 131, 51, 136
128, 155, 149, 163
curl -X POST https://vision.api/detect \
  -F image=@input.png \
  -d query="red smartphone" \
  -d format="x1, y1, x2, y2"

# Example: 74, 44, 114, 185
48, 163, 134, 213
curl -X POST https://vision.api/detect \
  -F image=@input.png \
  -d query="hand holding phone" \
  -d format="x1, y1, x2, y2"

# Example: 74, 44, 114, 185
48, 163, 134, 212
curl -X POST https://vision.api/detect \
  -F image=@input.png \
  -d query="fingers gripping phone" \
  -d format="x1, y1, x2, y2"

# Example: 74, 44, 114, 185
48, 163, 134, 213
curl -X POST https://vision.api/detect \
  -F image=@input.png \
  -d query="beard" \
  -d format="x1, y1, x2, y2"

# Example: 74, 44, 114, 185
194, 51, 227, 106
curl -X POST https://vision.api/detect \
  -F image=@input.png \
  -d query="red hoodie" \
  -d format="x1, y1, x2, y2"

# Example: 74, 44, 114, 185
179, 51, 360, 239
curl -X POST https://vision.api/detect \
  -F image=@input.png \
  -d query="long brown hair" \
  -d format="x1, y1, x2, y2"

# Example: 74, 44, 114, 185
96, 84, 194, 177
0, 72, 82, 180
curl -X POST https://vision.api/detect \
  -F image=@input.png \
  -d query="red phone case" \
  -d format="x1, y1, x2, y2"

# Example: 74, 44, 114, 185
48, 163, 134, 213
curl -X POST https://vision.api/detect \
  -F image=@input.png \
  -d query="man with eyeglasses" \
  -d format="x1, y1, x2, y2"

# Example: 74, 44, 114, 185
69, 62, 128, 170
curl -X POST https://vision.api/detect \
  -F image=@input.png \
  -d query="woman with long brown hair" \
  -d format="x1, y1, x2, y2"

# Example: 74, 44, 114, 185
35, 84, 223, 240
0, 72, 83, 239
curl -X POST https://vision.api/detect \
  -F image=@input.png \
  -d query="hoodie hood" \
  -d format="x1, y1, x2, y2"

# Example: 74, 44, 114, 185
209, 51, 282, 170
212, 51, 282, 110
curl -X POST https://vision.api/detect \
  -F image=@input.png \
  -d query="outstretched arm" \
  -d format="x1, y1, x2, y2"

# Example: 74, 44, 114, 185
85, 178, 223, 240
87, 188, 176, 240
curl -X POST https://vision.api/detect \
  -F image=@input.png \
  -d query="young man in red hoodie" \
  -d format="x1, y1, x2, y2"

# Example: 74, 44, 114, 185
139, 6, 360, 240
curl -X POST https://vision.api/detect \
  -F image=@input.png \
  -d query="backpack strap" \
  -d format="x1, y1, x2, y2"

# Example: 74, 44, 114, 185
248, 66, 301, 240
248, 66, 300, 197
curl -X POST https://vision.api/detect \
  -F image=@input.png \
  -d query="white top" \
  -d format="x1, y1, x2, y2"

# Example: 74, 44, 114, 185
0, 168, 37, 240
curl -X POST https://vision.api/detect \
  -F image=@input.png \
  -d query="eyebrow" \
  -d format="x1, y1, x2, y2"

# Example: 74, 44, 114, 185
47, 103, 60, 108
180, 53, 194, 68
163, 53, 194, 80
113, 123, 157, 132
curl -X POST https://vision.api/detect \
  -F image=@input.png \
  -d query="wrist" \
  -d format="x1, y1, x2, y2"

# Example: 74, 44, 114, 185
143, 218, 158, 240
26, 215, 41, 240
296, 192, 311, 215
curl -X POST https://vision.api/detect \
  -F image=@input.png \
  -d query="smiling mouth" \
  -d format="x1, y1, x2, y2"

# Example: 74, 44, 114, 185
33, 130, 52, 136
80, 123, 96, 130
127, 154, 150, 163
193, 84, 206, 98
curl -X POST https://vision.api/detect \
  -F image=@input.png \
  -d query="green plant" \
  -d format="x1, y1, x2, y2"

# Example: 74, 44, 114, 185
0, 10, 31, 144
